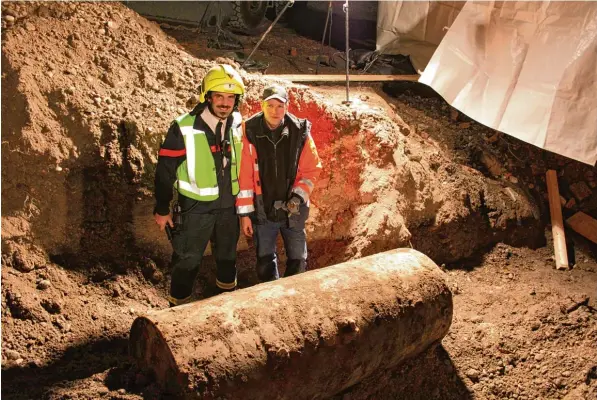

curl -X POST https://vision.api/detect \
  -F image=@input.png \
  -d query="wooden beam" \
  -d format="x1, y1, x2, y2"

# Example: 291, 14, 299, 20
566, 211, 597, 244
546, 170, 569, 270
267, 74, 420, 82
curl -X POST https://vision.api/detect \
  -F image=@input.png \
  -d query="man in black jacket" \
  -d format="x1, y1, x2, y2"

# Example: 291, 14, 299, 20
154, 64, 245, 306
237, 85, 322, 281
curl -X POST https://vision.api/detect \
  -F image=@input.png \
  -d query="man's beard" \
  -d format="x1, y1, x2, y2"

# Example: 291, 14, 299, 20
208, 103, 232, 119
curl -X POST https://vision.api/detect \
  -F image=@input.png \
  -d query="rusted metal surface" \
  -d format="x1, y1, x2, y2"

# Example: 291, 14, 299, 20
129, 248, 453, 399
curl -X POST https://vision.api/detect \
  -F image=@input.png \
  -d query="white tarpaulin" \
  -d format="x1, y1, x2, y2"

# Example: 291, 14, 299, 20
377, 1, 465, 71
419, 1, 597, 165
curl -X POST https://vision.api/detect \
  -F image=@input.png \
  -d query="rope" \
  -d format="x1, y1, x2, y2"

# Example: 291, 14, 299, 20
316, 2, 333, 75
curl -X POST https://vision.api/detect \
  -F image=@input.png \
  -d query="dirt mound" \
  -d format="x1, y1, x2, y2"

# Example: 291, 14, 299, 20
2, 1, 190, 264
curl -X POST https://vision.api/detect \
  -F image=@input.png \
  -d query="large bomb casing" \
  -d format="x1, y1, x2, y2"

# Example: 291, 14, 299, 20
130, 248, 453, 399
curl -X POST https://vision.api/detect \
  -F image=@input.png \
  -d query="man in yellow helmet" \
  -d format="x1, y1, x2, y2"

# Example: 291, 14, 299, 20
153, 64, 245, 306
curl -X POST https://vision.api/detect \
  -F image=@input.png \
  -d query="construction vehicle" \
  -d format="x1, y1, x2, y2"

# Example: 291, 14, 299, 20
125, 1, 284, 35
125, 1, 376, 43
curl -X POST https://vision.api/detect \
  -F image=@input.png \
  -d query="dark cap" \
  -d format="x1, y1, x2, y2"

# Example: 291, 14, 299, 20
262, 85, 288, 103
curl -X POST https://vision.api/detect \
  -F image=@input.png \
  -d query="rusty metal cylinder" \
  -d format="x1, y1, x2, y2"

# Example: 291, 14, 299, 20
129, 248, 453, 399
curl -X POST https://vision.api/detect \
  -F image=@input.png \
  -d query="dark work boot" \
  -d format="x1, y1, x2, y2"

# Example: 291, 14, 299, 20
256, 254, 279, 282
284, 258, 306, 277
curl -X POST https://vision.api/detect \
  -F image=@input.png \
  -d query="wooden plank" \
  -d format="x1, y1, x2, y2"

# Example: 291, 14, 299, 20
566, 211, 597, 244
267, 74, 420, 82
546, 170, 569, 270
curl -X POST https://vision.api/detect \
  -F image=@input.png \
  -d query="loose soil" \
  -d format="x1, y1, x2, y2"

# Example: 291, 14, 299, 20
1, 2, 596, 400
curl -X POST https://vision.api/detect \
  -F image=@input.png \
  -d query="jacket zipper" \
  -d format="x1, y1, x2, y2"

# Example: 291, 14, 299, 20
256, 133, 286, 181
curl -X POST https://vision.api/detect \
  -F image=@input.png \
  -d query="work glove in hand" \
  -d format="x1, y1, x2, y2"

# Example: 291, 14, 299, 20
286, 195, 301, 216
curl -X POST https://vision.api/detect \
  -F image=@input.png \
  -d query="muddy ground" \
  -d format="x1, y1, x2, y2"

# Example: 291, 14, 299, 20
2, 2, 597, 400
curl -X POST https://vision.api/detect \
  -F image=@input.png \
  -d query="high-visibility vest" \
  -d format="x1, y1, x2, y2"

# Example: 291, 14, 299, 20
174, 112, 242, 201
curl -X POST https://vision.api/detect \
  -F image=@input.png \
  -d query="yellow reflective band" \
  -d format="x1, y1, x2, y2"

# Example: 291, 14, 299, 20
216, 278, 237, 290
168, 295, 192, 306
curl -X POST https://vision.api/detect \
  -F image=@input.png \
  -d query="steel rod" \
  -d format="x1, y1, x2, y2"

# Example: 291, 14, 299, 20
344, 0, 350, 103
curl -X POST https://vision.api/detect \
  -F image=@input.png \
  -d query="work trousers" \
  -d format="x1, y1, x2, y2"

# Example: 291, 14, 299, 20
253, 205, 309, 282
169, 207, 239, 301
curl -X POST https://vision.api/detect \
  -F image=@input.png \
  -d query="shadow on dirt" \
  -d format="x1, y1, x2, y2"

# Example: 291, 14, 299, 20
1, 335, 129, 400
410, 212, 546, 269
1, 332, 176, 400
334, 344, 472, 400
2, 337, 469, 400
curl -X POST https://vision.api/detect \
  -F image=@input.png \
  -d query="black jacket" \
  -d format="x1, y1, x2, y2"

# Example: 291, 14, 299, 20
244, 112, 310, 222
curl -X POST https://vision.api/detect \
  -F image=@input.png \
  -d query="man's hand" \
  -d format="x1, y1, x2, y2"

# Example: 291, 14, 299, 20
241, 216, 253, 237
154, 213, 174, 231
286, 196, 301, 216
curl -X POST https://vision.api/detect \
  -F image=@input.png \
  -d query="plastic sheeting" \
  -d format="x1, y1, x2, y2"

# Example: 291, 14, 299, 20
419, 1, 597, 165
377, 1, 464, 72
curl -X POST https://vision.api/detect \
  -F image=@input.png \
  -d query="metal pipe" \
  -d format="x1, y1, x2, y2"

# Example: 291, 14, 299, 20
344, 0, 350, 104
242, 0, 295, 68
129, 248, 453, 399
328, 1, 333, 54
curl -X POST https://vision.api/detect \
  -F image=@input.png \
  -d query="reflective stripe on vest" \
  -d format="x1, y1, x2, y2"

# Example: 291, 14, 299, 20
179, 123, 203, 189
237, 189, 254, 199
178, 181, 219, 197
237, 204, 255, 214
174, 112, 243, 201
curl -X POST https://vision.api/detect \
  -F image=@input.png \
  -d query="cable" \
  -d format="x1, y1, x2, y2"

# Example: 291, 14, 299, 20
316, 2, 332, 75
242, 0, 295, 68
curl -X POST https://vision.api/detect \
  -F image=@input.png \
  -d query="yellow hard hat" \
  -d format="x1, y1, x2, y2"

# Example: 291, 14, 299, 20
198, 64, 245, 103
